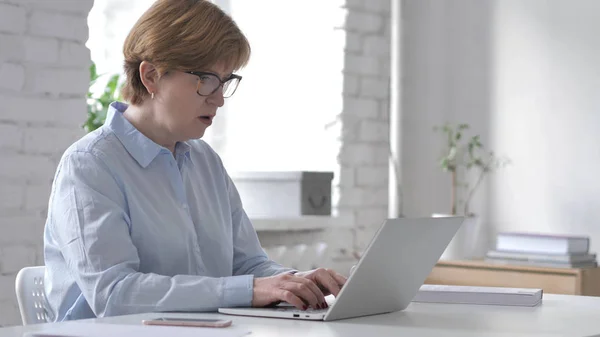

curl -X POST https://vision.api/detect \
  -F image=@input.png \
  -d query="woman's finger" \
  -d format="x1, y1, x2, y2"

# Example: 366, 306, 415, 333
314, 269, 342, 297
283, 280, 320, 309
327, 269, 348, 287
289, 276, 327, 308
277, 289, 305, 310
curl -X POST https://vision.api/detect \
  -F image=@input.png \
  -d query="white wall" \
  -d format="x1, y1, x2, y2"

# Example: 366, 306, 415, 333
490, 0, 600, 253
399, 0, 600, 254
337, 0, 391, 253
400, 0, 493, 218
0, 0, 92, 326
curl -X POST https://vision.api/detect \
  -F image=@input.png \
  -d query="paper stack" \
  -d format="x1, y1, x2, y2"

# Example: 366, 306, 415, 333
484, 232, 597, 268
413, 284, 543, 306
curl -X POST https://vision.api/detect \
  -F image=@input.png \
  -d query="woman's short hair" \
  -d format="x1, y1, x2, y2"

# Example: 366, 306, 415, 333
121, 0, 250, 105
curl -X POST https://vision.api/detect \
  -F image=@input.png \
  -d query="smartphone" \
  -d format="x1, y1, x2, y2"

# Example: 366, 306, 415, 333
142, 317, 232, 328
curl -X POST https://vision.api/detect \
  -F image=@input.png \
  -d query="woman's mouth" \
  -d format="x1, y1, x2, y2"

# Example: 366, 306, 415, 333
198, 116, 212, 126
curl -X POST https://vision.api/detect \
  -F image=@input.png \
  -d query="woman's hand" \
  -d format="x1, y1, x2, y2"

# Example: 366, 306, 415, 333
252, 272, 328, 310
294, 268, 348, 297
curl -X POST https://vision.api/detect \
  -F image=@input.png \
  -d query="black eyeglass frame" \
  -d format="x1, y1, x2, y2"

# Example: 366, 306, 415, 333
185, 71, 243, 98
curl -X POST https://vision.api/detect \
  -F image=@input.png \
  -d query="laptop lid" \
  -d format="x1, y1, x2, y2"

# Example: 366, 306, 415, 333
323, 216, 464, 321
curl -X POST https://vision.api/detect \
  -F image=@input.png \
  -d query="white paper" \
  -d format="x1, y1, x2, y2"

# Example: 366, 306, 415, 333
413, 285, 543, 306
419, 284, 541, 295
23, 322, 251, 337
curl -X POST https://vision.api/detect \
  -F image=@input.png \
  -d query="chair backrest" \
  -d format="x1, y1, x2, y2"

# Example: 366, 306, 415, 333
15, 266, 49, 325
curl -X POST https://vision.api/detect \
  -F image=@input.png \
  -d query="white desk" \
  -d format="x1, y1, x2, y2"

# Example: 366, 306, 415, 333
1, 294, 599, 337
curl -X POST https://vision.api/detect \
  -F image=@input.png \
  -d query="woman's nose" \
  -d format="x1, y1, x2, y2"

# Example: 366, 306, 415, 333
207, 86, 225, 107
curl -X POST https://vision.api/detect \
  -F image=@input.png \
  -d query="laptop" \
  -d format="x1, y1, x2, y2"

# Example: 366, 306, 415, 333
218, 216, 464, 321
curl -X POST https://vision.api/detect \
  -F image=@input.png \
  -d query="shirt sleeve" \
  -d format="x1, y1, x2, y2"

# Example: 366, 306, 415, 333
225, 171, 297, 277
48, 151, 253, 317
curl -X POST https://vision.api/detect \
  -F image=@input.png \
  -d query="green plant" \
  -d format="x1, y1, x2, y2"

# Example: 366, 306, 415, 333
83, 63, 124, 133
434, 123, 509, 216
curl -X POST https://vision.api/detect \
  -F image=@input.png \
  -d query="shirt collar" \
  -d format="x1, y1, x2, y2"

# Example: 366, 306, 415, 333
105, 101, 191, 168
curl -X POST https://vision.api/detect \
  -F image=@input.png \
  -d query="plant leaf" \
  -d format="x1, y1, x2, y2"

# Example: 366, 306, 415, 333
84, 62, 124, 132
89, 63, 98, 82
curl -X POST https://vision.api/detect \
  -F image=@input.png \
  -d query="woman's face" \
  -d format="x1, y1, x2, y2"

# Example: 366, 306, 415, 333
153, 63, 232, 141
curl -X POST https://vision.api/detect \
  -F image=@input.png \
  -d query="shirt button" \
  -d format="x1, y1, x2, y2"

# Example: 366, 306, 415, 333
183, 204, 188, 209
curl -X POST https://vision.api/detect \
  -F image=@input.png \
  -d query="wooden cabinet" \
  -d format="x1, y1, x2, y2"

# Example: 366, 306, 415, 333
425, 260, 600, 296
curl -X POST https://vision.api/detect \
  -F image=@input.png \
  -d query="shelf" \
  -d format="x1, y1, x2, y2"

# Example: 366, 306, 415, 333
251, 215, 354, 232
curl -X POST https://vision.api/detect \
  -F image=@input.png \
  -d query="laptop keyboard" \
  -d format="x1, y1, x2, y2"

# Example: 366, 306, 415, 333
272, 299, 333, 314
273, 307, 328, 313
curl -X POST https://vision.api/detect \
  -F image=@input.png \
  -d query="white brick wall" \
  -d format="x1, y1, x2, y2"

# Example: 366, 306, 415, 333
0, 0, 92, 326
29, 11, 88, 42
337, 0, 391, 254
0, 63, 25, 91
0, 3, 27, 34
0, 275, 17, 302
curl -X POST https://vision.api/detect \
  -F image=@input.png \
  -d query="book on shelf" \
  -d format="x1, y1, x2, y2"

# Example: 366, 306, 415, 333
486, 250, 597, 264
484, 257, 598, 269
495, 232, 590, 255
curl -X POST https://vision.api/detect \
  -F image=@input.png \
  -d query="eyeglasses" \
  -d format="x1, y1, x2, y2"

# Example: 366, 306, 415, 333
186, 71, 242, 98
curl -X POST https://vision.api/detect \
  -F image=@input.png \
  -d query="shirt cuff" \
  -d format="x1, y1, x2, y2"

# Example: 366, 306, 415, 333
222, 275, 254, 308
271, 267, 298, 276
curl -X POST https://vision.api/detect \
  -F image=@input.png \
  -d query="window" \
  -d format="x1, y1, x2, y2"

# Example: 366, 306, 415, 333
87, 0, 155, 77
87, 0, 345, 173
209, 0, 345, 173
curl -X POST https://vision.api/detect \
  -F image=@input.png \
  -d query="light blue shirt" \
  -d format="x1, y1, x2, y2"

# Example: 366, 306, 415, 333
43, 101, 293, 321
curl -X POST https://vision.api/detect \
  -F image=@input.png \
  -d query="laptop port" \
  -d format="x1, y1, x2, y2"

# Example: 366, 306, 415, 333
293, 314, 300, 318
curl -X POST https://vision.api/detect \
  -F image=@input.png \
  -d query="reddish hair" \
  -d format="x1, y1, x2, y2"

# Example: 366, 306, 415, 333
121, 0, 250, 105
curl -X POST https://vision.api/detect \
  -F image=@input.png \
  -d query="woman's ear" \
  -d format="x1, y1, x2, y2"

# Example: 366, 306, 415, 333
139, 61, 159, 96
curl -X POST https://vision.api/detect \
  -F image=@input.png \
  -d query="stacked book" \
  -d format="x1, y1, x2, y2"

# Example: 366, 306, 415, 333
485, 232, 597, 268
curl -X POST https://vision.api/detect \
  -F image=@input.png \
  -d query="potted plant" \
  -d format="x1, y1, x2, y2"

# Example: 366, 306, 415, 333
434, 122, 509, 260
83, 63, 123, 133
